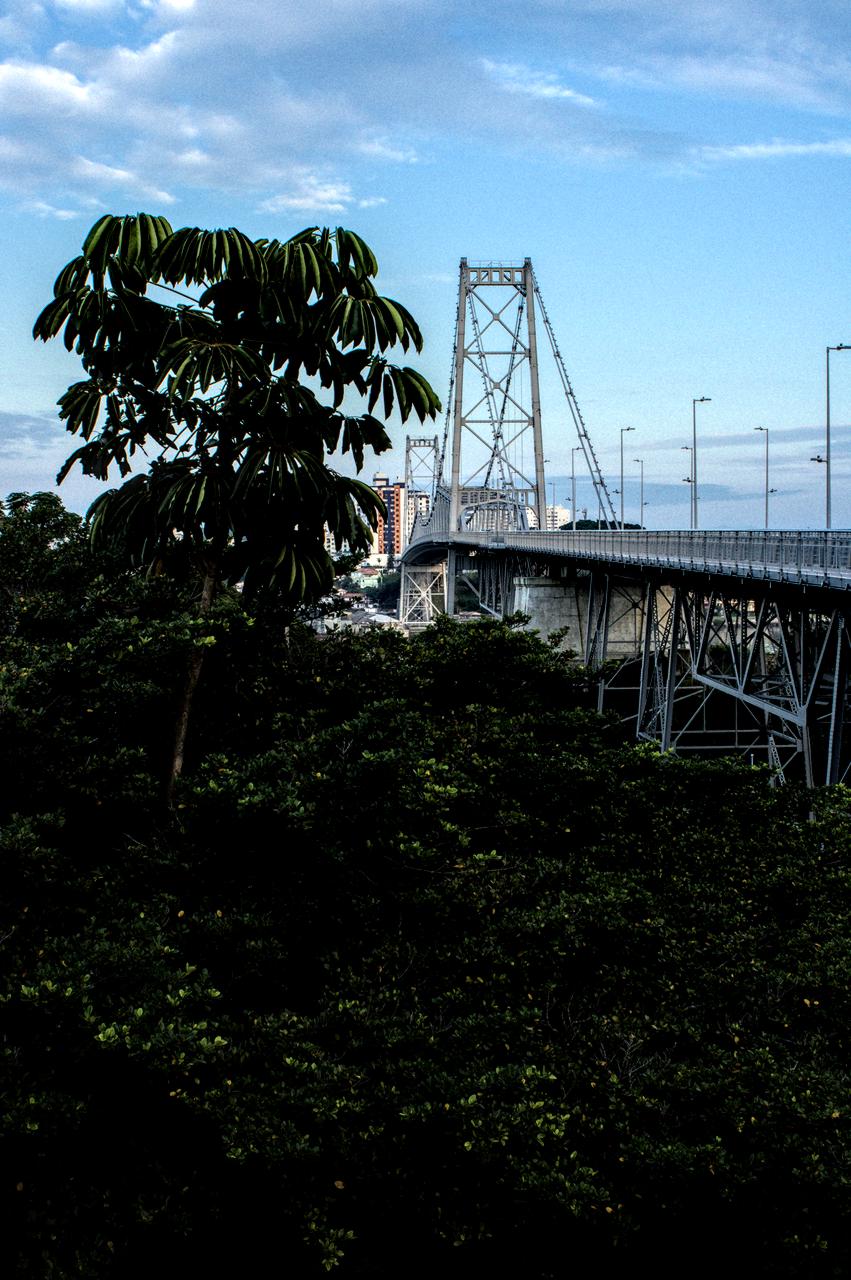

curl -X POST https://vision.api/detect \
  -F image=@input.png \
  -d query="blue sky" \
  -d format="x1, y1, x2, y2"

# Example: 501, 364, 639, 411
1, 0, 850, 528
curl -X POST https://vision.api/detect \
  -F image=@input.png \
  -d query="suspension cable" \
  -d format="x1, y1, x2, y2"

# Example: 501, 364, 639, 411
531, 266, 617, 526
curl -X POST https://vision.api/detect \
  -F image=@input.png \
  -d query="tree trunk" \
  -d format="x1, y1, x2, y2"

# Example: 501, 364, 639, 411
166, 567, 217, 808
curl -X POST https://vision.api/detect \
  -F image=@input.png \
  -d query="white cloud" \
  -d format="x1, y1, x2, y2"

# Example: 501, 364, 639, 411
0, 2, 49, 52
73, 155, 176, 203
662, 53, 839, 110
0, 60, 101, 112
482, 58, 598, 107
173, 146, 208, 166
1, 0, 850, 223
53, 0, 123, 11
594, 52, 841, 109
700, 138, 851, 161
108, 30, 181, 81
0, 134, 29, 160
259, 175, 388, 215
260, 171, 355, 214
21, 198, 79, 218
357, 136, 419, 164
141, 0, 431, 52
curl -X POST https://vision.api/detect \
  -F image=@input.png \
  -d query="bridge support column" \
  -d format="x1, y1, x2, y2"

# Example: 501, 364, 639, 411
399, 561, 447, 629
512, 572, 648, 659
445, 548, 458, 616
512, 576, 577, 644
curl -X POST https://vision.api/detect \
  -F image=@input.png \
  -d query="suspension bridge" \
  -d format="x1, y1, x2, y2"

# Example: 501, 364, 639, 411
398, 258, 851, 786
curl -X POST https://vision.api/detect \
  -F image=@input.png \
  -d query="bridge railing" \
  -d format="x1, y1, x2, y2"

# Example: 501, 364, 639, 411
418, 528, 851, 589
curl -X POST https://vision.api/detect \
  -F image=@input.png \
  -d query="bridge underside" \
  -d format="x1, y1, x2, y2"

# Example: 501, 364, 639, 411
399, 546, 851, 787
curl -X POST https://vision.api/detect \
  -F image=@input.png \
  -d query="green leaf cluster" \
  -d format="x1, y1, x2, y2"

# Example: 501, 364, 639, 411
34, 215, 440, 601
2, 508, 851, 1277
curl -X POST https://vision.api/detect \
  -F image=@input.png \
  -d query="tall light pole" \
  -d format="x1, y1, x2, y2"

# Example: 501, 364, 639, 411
812, 452, 827, 520
754, 426, 769, 530
692, 397, 710, 530
681, 445, 693, 529
633, 458, 644, 528
619, 427, 635, 529
571, 446, 579, 530
825, 344, 850, 530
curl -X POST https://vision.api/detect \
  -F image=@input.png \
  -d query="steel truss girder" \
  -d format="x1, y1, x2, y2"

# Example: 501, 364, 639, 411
634, 581, 851, 786
399, 561, 447, 628
474, 554, 518, 616
578, 571, 646, 667
398, 538, 851, 785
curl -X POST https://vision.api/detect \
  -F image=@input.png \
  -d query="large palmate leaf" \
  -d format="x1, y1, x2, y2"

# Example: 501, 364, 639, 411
37, 214, 440, 605
153, 226, 267, 287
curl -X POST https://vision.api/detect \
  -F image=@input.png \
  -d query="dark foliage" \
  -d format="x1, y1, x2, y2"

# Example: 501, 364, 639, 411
2, 494, 850, 1277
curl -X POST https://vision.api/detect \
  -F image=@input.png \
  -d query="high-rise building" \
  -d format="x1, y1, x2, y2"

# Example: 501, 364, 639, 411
406, 490, 430, 540
372, 473, 406, 558
525, 503, 572, 531
546, 504, 571, 530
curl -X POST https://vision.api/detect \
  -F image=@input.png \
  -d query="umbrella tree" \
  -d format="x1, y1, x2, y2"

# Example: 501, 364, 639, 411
35, 213, 440, 795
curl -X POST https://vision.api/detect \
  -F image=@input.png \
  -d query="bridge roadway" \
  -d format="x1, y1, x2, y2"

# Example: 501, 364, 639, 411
404, 528, 851, 593
400, 526, 851, 785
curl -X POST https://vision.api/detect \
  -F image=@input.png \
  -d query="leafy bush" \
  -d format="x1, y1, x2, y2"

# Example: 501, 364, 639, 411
2, 498, 850, 1277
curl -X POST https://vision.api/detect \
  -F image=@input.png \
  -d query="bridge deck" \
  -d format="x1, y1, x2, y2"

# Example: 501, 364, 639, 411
405, 528, 851, 592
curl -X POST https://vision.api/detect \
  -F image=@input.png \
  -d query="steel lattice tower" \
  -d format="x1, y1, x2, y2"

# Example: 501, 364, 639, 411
445, 258, 616, 535
447, 260, 546, 533
400, 255, 617, 625
403, 435, 439, 546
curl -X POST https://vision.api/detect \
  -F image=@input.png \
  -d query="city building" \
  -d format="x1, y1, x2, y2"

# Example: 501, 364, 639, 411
546, 504, 572, 530
372, 473, 407, 559
406, 489, 431, 540
524, 503, 572, 531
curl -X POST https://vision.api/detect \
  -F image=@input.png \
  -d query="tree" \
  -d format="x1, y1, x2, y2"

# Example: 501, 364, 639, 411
4, 591, 851, 1276
0, 492, 87, 639
34, 214, 440, 795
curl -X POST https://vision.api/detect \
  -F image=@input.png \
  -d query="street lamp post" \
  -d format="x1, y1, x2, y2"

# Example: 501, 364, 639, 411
825, 344, 850, 530
812, 452, 827, 518
571, 446, 579, 530
633, 458, 644, 528
754, 427, 769, 530
619, 427, 635, 529
692, 397, 710, 530
681, 445, 693, 529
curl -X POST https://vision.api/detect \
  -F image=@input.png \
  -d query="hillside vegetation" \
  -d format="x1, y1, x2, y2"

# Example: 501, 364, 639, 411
2, 492, 851, 1276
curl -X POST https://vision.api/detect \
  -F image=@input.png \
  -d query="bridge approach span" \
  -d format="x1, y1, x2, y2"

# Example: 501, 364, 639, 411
395, 258, 851, 784
403, 528, 851, 594
399, 526, 851, 787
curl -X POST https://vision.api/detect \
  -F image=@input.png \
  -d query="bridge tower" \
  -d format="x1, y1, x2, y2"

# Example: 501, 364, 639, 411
403, 434, 439, 546
400, 257, 617, 625
398, 434, 445, 628
445, 258, 616, 538
448, 259, 546, 535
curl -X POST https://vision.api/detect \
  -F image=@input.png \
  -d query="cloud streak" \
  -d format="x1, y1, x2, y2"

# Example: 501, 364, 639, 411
482, 58, 598, 107
700, 138, 851, 161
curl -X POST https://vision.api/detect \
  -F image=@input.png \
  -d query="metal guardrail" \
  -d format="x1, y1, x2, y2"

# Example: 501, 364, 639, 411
405, 527, 851, 592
